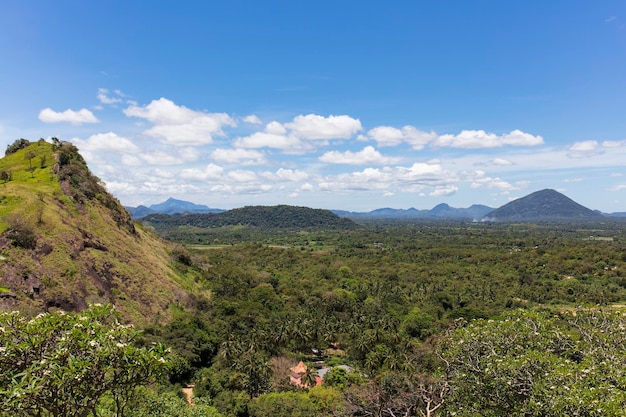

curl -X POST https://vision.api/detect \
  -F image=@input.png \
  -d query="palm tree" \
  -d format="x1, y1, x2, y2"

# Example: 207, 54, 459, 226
301, 364, 317, 388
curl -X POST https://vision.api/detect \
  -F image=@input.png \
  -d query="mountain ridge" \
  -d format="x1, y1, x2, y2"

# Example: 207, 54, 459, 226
137, 193, 626, 220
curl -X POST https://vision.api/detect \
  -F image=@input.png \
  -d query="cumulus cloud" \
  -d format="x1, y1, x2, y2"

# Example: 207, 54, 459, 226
39, 108, 99, 125
234, 114, 363, 153
211, 148, 267, 165
234, 131, 303, 151
243, 114, 262, 124
285, 114, 362, 140
227, 169, 258, 183
469, 171, 527, 191
567, 140, 601, 158
180, 163, 224, 181
124, 98, 236, 146
435, 129, 543, 149
317, 161, 456, 194
368, 125, 437, 149
260, 168, 309, 182
319, 146, 401, 165
74, 132, 138, 154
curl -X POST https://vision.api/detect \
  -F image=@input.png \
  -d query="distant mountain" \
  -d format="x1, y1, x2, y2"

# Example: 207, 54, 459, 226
142, 205, 357, 230
605, 212, 626, 218
127, 198, 224, 218
333, 204, 494, 220
483, 189, 603, 221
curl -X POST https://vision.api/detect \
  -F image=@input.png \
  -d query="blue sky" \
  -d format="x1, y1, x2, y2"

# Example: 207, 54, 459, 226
1, 1, 626, 212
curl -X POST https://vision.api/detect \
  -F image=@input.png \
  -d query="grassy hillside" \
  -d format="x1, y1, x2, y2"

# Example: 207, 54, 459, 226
0, 139, 202, 324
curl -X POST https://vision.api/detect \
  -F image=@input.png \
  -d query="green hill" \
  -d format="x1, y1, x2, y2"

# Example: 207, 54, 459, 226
0, 139, 200, 324
142, 204, 358, 230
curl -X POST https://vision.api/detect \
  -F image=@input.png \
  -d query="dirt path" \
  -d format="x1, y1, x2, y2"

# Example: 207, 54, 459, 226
181, 384, 195, 405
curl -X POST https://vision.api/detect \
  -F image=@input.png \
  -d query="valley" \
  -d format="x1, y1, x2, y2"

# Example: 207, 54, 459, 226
3, 140, 626, 416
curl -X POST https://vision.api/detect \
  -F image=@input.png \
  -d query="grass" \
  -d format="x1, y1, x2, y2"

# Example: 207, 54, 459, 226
0, 141, 203, 325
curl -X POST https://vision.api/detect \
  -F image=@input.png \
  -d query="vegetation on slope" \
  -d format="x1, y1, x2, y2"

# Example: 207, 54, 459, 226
142, 205, 357, 233
485, 188, 603, 221
0, 139, 202, 324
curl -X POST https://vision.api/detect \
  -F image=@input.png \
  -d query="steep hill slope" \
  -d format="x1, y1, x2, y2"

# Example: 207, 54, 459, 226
0, 139, 198, 323
484, 189, 603, 221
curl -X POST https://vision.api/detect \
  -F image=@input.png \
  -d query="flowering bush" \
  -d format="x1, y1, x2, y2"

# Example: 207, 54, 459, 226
0, 304, 170, 417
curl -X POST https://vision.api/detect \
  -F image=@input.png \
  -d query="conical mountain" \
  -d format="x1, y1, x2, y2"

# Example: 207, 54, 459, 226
0, 139, 199, 323
484, 189, 603, 221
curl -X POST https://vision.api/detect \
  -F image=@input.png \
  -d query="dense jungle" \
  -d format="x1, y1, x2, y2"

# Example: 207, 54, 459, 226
136, 219, 626, 416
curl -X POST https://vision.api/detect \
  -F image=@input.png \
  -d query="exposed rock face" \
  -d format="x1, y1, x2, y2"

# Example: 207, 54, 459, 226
0, 140, 195, 323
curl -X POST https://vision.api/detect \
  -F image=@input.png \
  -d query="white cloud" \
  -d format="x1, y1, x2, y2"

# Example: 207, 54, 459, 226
367, 126, 405, 147
211, 148, 267, 165
491, 158, 515, 166
317, 161, 456, 194
210, 183, 273, 194
397, 162, 445, 181
234, 131, 302, 150
234, 114, 363, 153
430, 186, 458, 197
180, 163, 224, 181
265, 121, 287, 135
285, 114, 362, 140
178, 147, 201, 162
151, 168, 176, 179
609, 184, 626, 191
567, 140, 601, 158
74, 132, 139, 154
121, 154, 143, 166
39, 108, 99, 125
435, 129, 543, 149
124, 98, 236, 146
97, 88, 123, 104
243, 114, 262, 124
470, 172, 524, 191
228, 169, 258, 183
367, 125, 437, 149
602, 140, 626, 148
500, 129, 544, 146
260, 168, 309, 182
138, 148, 199, 165
319, 146, 401, 165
